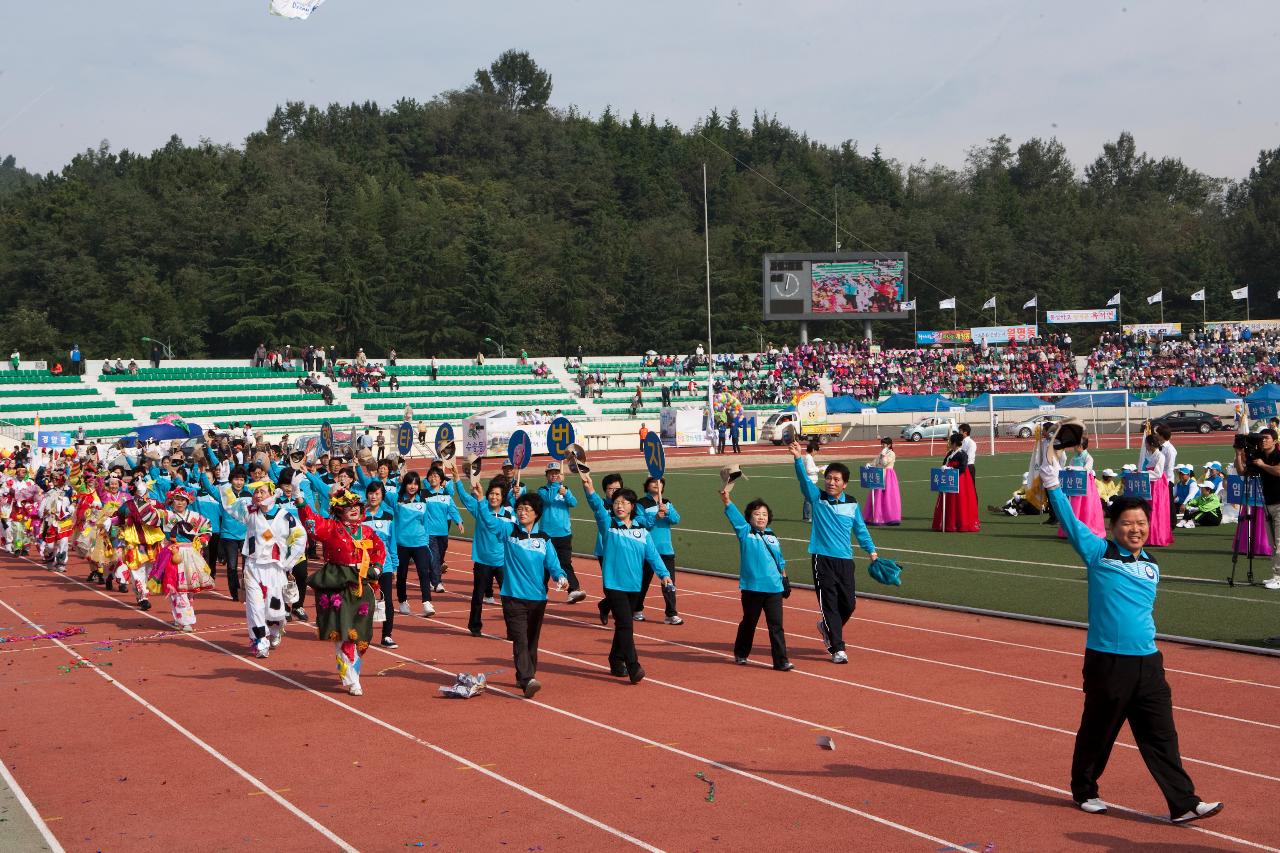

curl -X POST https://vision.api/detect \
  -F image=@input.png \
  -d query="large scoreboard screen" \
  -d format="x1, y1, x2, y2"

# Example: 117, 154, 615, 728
763, 252, 908, 321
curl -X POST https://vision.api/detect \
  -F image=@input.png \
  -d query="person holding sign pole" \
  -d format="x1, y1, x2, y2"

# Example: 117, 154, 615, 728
932, 433, 980, 533
1036, 434, 1223, 824
788, 440, 879, 664
637, 477, 682, 624
863, 437, 901, 526
578, 468, 672, 683
1141, 434, 1173, 547
537, 462, 586, 603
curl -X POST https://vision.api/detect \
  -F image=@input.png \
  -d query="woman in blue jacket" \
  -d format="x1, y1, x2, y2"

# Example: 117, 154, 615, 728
473, 490, 568, 698
393, 471, 436, 617
720, 489, 792, 671
636, 477, 681, 624
424, 466, 463, 593
578, 470, 672, 684
448, 460, 512, 637
364, 480, 400, 648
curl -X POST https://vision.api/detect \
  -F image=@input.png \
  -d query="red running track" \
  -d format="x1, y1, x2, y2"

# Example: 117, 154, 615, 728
0, 539, 1276, 852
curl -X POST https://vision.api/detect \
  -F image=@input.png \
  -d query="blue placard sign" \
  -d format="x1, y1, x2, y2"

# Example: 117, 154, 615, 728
1122, 472, 1152, 500
929, 467, 959, 494
641, 432, 666, 479
1226, 474, 1265, 507
507, 429, 532, 470
1248, 401, 1278, 420
37, 431, 72, 449
1060, 469, 1088, 497
860, 466, 885, 490
396, 421, 414, 456
547, 417, 575, 460
434, 422, 454, 458
318, 419, 333, 453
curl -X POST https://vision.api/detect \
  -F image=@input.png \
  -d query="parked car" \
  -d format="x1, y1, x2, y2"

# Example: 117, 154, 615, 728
1004, 413, 1066, 439
900, 416, 958, 443
1147, 409, 1226, 434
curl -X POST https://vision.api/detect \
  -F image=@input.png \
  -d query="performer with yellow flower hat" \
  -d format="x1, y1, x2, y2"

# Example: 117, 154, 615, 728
142, 487, 215, 631
295, 488, 384, 696
222, 478, 307, 658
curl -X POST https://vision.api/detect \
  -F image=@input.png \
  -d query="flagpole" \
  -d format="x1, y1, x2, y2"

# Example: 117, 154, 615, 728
952, 301, 957, 331
1160, 298, 1164, 326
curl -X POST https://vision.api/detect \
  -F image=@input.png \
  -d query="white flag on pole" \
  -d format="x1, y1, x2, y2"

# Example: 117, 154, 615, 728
900, 300, 916, 311
1147, 290, 1163, 305
1232, 286, 1249, 300
1190, 289, 1205, 302
269, 0, 325, 19
938, 298, 956, 310
982, 297, 996, 310
1106, 292, 1121, 306
1022, 296, 1037, 309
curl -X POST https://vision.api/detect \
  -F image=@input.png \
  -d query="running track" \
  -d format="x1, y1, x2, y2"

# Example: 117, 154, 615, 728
1, 538, 1277, 852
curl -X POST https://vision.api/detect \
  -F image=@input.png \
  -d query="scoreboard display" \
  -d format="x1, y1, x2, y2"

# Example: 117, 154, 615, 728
763, 252, 908, 321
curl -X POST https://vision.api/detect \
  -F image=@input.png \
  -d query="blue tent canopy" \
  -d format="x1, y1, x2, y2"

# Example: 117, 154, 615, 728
1055, 391, 1131, 408
1145, 385, 1235, 406
1246, 384, 1280, 402
875, 393, 954, 414
964, 393, 1045, 412
827, 395, 876, 414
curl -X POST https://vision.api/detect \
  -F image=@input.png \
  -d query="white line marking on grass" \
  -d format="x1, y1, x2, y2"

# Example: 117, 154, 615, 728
0, 597, 360, 853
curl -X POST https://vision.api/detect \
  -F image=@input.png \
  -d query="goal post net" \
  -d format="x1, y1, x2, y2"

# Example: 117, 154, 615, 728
981, 390, 1134, 457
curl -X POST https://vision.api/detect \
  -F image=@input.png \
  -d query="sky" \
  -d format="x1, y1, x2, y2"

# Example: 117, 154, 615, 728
2, 0, 1278, 181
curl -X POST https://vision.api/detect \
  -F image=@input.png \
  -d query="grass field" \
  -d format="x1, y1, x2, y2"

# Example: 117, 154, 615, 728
560, 447, 1280, 649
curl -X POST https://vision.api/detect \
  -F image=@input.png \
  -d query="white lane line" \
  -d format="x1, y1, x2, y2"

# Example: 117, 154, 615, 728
0, 746, 65, 853
0, 597, 360, 853
543, 562, 1280, 726
397, 599, 1279, 853
15, 565, 662, 853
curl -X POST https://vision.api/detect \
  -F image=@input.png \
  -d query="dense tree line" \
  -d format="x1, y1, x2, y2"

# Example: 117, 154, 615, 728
0, 52, 1277, 364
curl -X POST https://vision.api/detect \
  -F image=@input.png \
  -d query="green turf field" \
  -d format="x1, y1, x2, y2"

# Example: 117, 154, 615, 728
563, 447, 1280, 649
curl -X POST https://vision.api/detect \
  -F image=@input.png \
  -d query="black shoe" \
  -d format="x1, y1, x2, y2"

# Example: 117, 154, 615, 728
522, 679, 542, 699
734, 657, 748, 665
380, 636, 398, 648
610, 663, 627, 677
292, 607, 307, 621
774, 661, 796, 672
469, 629, 483, 638
139, 599, 151, 611
628, 665, 646, 684
104, 577, 114, 591
86, 570, 97, 582
598, 602, 609, 627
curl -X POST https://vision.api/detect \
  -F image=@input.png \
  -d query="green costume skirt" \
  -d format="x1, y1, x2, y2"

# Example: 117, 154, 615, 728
308, 562, 375, 647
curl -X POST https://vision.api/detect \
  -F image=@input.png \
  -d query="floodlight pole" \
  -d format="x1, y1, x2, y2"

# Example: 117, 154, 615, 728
703, 162, 716, 455
988, 395, 995, 457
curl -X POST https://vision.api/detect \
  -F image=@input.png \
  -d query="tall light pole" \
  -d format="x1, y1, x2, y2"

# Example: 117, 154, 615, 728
140, 336, 174, 359
703, 163, 716, 455
482, 337, 505, 359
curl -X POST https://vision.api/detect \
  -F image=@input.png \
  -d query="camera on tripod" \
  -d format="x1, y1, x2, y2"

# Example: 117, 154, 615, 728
1234, 432, 1266, 462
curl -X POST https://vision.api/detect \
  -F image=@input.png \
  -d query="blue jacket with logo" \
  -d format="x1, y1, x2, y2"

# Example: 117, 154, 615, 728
536, 482, 577, 538
637, 495, 680, 556
587, 492, 668, 592
794, 458, 875, 559
455, 486, 514, 567
473, 503, 565, 600
1048, 487, 1159, 655
725, 503, 785, 593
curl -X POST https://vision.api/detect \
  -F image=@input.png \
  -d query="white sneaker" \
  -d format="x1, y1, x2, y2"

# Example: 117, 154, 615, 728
255, 640, 270, 659
1077, 798, 1108, 814
269, 632, 283, 649
664, 615, 683, 625
567, 589, 587, 604
433, 583, 445, 593
482, 596, 496, 605
398, 601, 411, 615
633, 611, 645, 622
831, 650, 848, 664
1172, 801, 1222, 824
348, 683, 363, 697
1265, 577, 1280, 590
422, 600, 436, 616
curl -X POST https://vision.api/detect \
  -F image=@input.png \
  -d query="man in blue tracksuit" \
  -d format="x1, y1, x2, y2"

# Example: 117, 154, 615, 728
579, 470, 671, 684
450, 464, 513, 636
537, 462, 585, 603
473, 490, 567, 698
789, 441, 877, 664
1040, 440, 1222, 824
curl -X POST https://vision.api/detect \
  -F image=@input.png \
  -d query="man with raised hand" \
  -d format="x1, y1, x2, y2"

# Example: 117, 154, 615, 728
789, 440, 877, 664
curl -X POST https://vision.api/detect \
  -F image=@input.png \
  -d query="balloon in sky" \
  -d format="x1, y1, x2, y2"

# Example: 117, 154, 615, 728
270, 0, 325, 20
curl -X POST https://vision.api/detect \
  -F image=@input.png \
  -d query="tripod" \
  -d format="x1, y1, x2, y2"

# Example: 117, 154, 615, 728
1228, 474, 1265, 587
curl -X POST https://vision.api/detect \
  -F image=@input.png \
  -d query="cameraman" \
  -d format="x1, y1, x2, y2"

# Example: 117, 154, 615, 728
1236, 428, 1280, 590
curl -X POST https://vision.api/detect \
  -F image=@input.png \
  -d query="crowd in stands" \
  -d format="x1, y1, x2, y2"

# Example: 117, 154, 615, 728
1084, 327, 1280, 394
